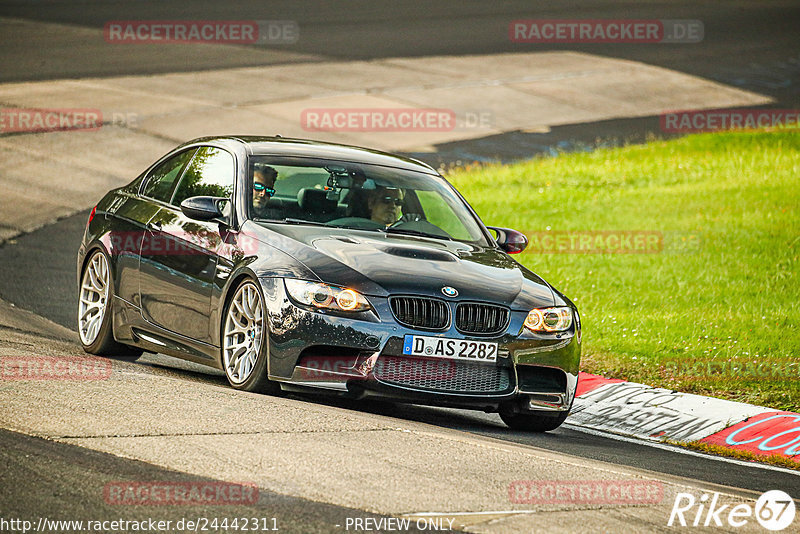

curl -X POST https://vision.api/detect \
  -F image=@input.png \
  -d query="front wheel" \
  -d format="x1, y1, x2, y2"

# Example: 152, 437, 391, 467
78, 249, 142, 359
221, 279, 280, 394
500, 410, 570, 432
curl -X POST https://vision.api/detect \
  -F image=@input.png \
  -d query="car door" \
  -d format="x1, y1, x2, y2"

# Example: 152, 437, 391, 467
109, 148, 197, 305
138, 146, 236, 343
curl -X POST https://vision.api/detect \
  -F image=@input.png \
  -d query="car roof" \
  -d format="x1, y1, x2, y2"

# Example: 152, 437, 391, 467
179, 135, 439, 175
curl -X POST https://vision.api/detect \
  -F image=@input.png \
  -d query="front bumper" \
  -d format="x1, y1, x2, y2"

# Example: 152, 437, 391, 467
260, 277, 580, 413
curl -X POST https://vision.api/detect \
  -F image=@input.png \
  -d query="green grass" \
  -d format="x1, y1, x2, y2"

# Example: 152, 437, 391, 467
445, 130, 800, 411
669, 440, 800, 470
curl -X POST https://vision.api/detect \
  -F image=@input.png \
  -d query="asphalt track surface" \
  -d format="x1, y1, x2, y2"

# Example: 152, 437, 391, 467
0, 212, 798, 504
1, 0, 799, 528
1, 0, 799, 108
0, 1, 798, 163
0, 428, 431, 534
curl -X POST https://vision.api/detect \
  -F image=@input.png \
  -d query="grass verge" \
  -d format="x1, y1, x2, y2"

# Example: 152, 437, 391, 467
446, 130, 799, 411
668, 440, 800, 470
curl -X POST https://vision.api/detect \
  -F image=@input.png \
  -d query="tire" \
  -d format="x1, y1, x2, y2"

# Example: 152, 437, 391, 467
78, 249, 142, 359
500, 410, 570, 432
221, 278, 280, 394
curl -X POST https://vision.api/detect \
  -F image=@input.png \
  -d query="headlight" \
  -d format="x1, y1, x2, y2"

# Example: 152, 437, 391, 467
524, 306, 573, 332
284, 279, 372, 313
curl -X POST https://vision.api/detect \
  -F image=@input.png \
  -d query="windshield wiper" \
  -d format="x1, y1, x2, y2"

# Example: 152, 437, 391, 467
383, 227, 452, 241
326, 224, 383, 232
254, 217, 329, 227
255, 218, 391, 232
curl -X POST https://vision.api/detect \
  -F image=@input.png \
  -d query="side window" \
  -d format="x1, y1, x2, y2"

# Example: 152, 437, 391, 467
141, 149, 195, 202
272, 168, 331, 200
171, 147, 235, 208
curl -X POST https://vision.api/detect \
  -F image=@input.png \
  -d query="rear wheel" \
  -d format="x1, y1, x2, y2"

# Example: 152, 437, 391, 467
221, 279, 280, 394
500, 410, 569, 432
78, 249, 142, 359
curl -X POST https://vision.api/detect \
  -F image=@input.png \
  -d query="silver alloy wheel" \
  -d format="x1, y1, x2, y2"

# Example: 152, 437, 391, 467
223, 281, 264, 384
78, 251, 110, 346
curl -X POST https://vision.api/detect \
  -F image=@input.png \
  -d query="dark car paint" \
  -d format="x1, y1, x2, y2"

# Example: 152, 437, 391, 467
78, 136, 580, 412
255, 223, 556, 309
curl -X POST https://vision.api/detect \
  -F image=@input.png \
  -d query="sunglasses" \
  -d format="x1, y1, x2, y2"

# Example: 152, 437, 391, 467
379, 196, 403, 207
253, 183, 276, 197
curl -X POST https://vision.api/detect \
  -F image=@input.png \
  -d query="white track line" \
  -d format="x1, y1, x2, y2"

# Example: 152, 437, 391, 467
563, 422, 800, 476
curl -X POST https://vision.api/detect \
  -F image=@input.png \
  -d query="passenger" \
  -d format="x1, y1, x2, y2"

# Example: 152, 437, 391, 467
251, 165, 278, 218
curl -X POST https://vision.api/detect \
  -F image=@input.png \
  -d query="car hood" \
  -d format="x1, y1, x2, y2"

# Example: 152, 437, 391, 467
256, 224, 555, 309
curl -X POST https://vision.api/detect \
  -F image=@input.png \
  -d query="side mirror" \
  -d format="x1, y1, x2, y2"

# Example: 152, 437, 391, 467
180, 196, 227, 222
487, 226, 528, 254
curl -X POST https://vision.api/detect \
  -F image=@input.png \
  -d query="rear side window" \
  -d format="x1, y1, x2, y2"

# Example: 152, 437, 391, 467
271, 167, 332, 200
171, 147, 235, 207
141, 149, 195, 202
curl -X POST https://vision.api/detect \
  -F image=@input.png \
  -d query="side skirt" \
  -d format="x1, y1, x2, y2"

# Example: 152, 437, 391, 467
111, 296, 221, 369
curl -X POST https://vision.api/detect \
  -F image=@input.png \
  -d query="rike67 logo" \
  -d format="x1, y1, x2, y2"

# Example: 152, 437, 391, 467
669, 490, 795, 531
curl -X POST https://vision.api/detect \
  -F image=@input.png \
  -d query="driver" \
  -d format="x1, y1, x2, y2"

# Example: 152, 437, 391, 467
252, 165, 278, 218
366, 187, 404, 226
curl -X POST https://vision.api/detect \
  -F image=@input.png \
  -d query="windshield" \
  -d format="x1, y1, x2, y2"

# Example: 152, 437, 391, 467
247, 156, 490, 246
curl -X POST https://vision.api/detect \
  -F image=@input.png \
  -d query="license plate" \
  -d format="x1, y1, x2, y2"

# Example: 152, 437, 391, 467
402, 335, 498, 362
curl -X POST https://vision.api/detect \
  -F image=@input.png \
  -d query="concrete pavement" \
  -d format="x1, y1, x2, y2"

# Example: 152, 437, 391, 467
0, 307, 770, 532
1, 428, 425, 534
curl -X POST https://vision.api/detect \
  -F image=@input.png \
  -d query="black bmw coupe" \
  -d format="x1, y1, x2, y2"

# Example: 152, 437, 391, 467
77, 136, 580, 431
